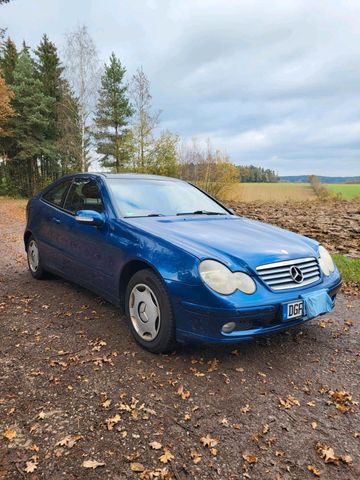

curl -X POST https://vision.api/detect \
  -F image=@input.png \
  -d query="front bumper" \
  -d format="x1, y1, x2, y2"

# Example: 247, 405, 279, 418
169, 277, 342, 344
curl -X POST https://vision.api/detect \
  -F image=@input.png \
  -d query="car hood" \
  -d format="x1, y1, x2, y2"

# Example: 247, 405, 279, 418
124, 215, 319, 272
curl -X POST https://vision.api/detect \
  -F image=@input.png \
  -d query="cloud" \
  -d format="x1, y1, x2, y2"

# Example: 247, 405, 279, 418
1, 0, 360, 174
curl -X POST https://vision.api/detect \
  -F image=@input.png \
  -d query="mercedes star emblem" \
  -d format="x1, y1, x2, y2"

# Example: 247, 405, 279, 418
289, 265, 304, 283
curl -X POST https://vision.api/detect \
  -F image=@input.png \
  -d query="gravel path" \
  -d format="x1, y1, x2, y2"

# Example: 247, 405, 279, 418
0, 198, 359, 480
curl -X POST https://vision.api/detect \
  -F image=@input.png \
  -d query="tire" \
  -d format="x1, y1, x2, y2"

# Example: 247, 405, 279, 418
125, 269, 176, 353
27, 236, 46, 279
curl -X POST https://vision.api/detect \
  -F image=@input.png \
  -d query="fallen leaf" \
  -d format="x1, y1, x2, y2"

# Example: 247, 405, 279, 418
82, 459, 105, 469
200, 434, 218, 448
311, 421, 317, 430
240, 404, 251, 413
242, 453, 257, 464
149, 441, 162, 450
190, 448, 202, 464
307, 465, 321, 477
3, 428, 16, 441
279, 395, 300, 409
177, 385, 190, 400
341, 454, 352, 464
130, 463, 145, 472
159, 448, 174, 464
25, 460, 38, 473
315, 443, 339, 465
207, 358, 219, 372
102, 399, 111, 409
106, 414, 121, 431
56, 435, 82, 448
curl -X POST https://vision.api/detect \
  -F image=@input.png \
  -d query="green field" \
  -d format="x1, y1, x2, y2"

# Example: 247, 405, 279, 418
333, 254, 360, 285
325, 184, 360, 199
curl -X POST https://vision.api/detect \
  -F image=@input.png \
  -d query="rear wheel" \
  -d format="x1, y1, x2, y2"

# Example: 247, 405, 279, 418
27, 236, 46, 279
125, 269, 176, 353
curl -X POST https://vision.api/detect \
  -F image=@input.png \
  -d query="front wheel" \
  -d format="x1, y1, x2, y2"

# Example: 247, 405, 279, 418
125, 269, 176, 353
27, 236, 46, 279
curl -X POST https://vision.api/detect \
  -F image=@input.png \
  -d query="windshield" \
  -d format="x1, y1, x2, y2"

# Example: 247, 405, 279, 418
106, 178, 229, 217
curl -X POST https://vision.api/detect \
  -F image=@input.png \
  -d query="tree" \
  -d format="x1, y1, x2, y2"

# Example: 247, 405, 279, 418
151, 131, 179, 176
130, 67, 160, 171
179, 139, 238, 198
0, 37, 17, 84
56, 78, 82, 174
0, 69, 14, 136
64, 25, 100, 172
34, 34, 65, 183
93, 53, 133, 172
8, 49, 53, 195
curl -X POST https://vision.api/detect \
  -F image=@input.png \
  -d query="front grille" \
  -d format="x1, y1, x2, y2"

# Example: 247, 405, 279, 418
256, 257, 320, 291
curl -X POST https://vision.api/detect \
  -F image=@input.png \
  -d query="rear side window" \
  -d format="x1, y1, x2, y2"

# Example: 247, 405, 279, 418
43, 180, 72, 207
64, 179, 104, 214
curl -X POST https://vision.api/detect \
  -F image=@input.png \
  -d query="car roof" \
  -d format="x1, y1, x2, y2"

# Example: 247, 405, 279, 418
71, 172, 183, 182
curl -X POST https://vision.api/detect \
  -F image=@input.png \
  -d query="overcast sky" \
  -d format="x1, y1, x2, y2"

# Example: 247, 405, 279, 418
2, 0, 360, 175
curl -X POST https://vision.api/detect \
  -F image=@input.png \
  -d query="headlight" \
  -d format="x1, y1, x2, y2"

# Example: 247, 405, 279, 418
199, 260, 256, 295
318, 245, 335, 276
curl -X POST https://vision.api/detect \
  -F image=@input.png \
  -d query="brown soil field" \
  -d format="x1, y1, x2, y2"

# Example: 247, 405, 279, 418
229, 200, 360, 258
0, 197, 359, 480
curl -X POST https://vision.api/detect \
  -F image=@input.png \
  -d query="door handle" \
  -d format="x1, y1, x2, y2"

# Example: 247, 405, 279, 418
52, 217, 61, 224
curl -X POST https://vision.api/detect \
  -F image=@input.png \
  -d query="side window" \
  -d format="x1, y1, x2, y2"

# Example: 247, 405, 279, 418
43, 180, 72, 207
64, 179, 104, 214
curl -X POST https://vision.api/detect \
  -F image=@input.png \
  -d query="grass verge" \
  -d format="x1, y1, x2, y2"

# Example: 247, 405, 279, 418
333, 254, 360, 285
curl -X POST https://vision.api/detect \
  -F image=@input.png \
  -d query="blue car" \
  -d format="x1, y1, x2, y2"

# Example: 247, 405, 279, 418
25, 173, 342, 353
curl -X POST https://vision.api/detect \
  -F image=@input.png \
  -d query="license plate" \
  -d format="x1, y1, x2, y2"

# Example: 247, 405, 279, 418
282, 300, 304, 321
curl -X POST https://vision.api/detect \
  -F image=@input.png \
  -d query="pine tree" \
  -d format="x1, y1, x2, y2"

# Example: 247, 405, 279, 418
9, 49, 53, 195
93, 53, 133, 172
0, 37, 17, 84
35, 34, 64, 182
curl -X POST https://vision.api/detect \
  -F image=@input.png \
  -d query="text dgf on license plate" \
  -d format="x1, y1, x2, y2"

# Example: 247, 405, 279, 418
282, 300, 305, 321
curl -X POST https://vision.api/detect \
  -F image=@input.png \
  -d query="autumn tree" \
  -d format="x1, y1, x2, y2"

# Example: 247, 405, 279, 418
0, 69, 14, 135
130, 67, 160, 171
93, 53, 133, 172
64, 25, 100, 171
179, 139, 238, 198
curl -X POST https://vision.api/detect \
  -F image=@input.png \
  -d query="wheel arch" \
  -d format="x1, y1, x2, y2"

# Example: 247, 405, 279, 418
119, 258, 162, 311
24, 230, 33, 251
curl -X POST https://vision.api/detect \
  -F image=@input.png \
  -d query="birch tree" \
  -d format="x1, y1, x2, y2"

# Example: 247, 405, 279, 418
63, 25, 100, 171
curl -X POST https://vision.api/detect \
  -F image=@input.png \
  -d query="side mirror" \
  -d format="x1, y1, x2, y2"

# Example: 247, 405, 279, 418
75, 210, 104, 227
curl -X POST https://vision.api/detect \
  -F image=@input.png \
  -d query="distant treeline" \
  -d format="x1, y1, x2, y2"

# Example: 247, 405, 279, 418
280, 175, 360, 184
237, 165, 279, 183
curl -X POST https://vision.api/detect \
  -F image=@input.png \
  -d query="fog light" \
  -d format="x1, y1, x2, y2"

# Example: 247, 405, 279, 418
222, 321, 236, 333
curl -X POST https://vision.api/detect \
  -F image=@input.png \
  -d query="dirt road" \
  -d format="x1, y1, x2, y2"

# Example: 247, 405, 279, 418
0, 199, 359, 480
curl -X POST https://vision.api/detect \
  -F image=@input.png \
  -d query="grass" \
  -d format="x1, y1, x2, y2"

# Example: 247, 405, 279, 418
220, 182, 316, 202
325, 184, 360, 200
333, 254, 360, 285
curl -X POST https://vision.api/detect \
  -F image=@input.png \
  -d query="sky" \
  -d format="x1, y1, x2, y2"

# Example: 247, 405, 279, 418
1, 0, 360, 176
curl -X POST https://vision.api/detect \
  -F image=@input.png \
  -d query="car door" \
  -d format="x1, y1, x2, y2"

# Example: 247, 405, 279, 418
36, 178, 73, 273
60, 177, 118, 297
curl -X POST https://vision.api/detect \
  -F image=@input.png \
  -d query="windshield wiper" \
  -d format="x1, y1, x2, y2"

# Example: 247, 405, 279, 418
124, 213, 165, 218
176, 210, 226, 216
